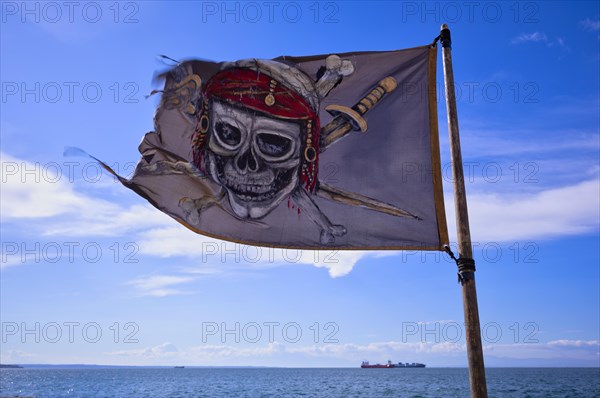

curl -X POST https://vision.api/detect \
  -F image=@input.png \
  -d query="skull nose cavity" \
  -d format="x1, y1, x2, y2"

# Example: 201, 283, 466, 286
236, 149, 259, 173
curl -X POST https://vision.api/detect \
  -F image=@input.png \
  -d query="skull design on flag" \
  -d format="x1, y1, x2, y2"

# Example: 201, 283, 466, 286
192, 60, 325, 219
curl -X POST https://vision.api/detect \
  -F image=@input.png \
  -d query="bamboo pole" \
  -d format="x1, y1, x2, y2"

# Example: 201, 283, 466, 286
440, 24, 488, 398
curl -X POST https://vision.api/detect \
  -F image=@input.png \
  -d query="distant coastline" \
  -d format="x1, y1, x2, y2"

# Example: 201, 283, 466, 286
0, 364, 272, 369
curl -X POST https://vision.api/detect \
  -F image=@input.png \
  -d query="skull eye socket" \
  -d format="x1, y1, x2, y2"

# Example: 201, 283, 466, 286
215, 121, 242, 148
256, 133, 294, 160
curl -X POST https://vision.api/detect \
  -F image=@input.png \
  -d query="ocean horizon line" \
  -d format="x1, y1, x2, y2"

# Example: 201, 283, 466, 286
2, 364, 599, 369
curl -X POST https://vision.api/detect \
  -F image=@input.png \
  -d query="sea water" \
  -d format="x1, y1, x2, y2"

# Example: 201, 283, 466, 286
1, 367, 599, 397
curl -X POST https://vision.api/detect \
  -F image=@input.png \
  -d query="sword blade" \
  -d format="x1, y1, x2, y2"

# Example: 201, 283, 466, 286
316, 182, 422, 220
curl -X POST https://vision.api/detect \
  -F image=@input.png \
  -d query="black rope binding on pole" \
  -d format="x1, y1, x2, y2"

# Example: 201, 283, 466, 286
457, 257, 475, 284
444, 245, 476, 284
440, 24, 451, 49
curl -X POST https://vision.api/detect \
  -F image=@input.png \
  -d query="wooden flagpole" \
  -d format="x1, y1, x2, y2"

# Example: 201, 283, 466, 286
439, 24, 488, 397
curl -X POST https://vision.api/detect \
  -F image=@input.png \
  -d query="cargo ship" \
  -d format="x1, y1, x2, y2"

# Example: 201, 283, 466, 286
361, 360, 425, 368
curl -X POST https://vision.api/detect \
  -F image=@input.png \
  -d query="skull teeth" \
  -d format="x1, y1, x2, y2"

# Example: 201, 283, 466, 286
223, 174, 276, 201
226, 180, 273, 194
237, 191, 277, 202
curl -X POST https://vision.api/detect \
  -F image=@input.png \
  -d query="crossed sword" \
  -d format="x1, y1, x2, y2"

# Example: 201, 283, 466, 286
292, 76, 422, 244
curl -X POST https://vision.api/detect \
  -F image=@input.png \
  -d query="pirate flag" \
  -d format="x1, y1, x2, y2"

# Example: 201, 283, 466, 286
107, 45, 448, 250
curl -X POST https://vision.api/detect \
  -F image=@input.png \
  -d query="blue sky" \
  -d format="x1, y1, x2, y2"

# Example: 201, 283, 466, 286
1, 1, 599, 368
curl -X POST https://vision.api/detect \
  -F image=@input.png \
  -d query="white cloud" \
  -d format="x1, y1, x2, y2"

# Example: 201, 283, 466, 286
417, 320, 457, 326
108, 340, 461, 364
189, 342, 286, 358
511, 32, 548, 44
580, 18, 600, 32
446, 178, 600, 242
109, 341, 286, 361
0, 153, 173, 237
548, 339, 599, 348
105, 338, 600, 366
42, 204, 174, 237
510, 32, 568, 49
110, 342, 181, 358
1, 153, 113, 220
136, 225, 369, 278
127, 275, 195, 297
460, 131, 599, 158
484, 340, 600, 361
283, 341, 466, 357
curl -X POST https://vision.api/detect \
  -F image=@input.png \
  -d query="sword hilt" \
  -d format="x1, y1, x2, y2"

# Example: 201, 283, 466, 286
354, 76, 397, 116
321, 77, 397, 149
